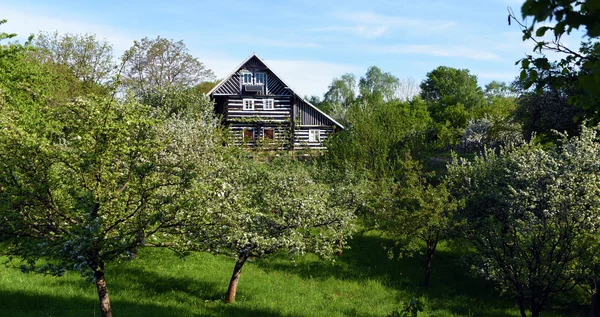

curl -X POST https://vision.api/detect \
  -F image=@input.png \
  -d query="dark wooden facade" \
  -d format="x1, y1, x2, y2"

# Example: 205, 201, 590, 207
209, 54, 343, 150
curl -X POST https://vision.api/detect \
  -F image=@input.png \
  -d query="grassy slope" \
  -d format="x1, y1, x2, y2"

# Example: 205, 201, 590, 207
0, 232, 587, 317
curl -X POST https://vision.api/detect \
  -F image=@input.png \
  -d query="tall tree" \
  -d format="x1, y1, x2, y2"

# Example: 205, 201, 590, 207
420, 66, 486, 148
30, 31, 115, 86
359, 66, 400, 102
420, 66, 485, 119
324, 73, 357, 108
122, 36, 215, 96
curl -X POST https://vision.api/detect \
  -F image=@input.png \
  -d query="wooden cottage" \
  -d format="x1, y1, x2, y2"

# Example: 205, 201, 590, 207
208, 54, 344, 150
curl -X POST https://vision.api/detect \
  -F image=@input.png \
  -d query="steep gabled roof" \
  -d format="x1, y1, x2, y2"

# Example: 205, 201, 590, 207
208, 53, 344, 129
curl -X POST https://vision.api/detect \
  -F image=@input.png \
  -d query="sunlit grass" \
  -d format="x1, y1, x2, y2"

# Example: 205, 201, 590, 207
0, 232, 587, 316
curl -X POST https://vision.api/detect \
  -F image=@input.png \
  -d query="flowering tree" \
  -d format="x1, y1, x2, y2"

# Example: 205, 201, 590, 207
183, 158, 357, 303
448, 125, 600, 317
0, 40, 219, 317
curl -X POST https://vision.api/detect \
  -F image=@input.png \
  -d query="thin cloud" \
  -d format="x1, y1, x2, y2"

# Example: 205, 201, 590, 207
237, 38, 321, 49
320, 11, 457, 38
476, 71, 518, 81
366, 44, 501, 61
311, 25, 389, 39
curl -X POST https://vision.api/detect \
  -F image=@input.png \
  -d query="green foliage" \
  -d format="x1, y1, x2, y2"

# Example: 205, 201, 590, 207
30, 31, 115, 86
326, 98, 432, 178
388, 298, 425, 317
0, 27, 221, 315
122, 36, 216, 96
359, 66, 400, 103
0, 91, 219, 275
420, 66, 486, 148
324, 73, 357, 108
185, 158, 356, 260
196, 79, 221, 94
511, 1, 600, 117
138, 84, 216, 118
370, 157, 456, 288
448, 124, 600, 317
420, 66, 485, 119
515, 86, 584, 142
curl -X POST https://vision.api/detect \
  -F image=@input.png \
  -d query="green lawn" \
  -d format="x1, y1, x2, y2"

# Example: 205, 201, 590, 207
0, 232, 587, 317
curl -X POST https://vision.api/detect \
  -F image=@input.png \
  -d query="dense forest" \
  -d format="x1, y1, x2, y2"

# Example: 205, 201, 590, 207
1, 1, 600, 317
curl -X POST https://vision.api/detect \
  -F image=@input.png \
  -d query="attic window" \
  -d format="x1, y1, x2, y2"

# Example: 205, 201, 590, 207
255, 72, 265, 85
242, 72, 253, 85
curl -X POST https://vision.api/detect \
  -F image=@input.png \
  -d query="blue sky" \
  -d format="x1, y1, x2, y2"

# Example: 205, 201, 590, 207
0, 0, 587, 97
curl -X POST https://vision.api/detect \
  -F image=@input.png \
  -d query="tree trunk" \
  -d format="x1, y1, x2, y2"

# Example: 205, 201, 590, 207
225, 252, 249, 303
592, 279, 600, 317
337, 238, 343, 256
423, 239, 438, 288
531, 296, 544, 317
94, 266, 113, 317
518, 298, 527, 317
423, 248, 433, 288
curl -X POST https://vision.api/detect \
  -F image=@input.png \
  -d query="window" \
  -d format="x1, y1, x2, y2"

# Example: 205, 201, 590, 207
243, 99, 254, 111
242, 72, 253, 84
263, 128, 274, 141
308, 130, 320, 143
243, 128, 254, 142
255, 72, 265, 85
264, 99, 274, 110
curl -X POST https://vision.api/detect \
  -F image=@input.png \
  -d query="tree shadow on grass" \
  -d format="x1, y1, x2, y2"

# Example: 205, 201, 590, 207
253, 233, 531, 317
0, 289, 304, 317
50, 265, 228, 303
0, 290, 188, 317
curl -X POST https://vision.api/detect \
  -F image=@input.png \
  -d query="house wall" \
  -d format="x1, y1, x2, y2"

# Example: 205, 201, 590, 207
293, 126, 334, 150
296, 100, 335, 126
226, 96, 292, 123
210, 55, 342, 151
228, 123, 291, 148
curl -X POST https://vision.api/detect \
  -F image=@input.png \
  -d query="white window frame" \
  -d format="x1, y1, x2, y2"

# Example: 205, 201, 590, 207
255, 72, 265, 85
308, 129, 320, 143
264, 99, 274, 110
263, 128, 275, 141
243, 128, 254, 142
241, 72, 253, 85
243, 99, 255, 111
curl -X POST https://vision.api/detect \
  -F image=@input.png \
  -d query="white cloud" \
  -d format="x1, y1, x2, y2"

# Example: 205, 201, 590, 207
366, 44, 501, 61
0, 6, 139, 54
